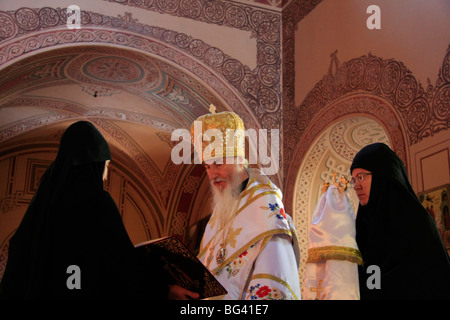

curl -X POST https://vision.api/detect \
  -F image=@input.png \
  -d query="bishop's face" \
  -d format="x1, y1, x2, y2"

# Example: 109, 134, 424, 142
203, 157, 248, 192
203, 161, 242, 192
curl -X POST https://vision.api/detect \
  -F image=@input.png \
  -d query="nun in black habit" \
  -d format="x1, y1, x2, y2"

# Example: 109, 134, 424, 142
350, 142, 450, 299
0, 121, 196, 300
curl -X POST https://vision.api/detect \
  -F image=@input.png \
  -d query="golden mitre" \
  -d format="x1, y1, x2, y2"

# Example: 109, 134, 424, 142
190, 105, 245, 163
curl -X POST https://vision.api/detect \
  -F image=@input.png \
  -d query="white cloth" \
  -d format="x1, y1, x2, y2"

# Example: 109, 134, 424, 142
303, 185, 362, 300
198, 168, 301, 300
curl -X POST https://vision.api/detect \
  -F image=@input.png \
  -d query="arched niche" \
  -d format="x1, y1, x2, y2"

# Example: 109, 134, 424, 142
290, 97, 401, 292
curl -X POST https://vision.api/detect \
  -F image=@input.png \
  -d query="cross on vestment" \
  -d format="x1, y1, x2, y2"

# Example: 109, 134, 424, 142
310, 280, 325, 300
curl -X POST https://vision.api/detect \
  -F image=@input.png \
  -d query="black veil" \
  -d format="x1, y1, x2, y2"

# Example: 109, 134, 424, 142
0, 121, 167, 299
351, 143, 450, 299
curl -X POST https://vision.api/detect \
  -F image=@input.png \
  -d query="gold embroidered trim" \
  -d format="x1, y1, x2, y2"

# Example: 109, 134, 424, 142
245, 273, 299, 300
198, 187, 283, 258
212, 229, 293, 272
241, 181, 282, 201
239, 177, 260, 198
306, 246, 363, 265
259, 236, 272, 252
234, 190, 282, 218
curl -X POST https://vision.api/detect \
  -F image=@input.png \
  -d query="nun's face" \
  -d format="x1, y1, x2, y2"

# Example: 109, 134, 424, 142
103, 160, 111, 181
352, 168, 372, 206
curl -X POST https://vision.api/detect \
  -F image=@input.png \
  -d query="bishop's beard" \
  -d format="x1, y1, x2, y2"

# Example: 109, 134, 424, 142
210, 173, 243, 231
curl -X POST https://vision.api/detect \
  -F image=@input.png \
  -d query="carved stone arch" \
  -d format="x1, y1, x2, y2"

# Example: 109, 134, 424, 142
0, 5, 289, 185
107, 154, 166, 242
166, 162, 207, 241
283, 49, 450, 190
0, 230, 14, 281
286, 95, 401, 291
0, 6, 265, 131
283, 45, 450, 292
285, 93, 408, 218
281, 50, 450, 291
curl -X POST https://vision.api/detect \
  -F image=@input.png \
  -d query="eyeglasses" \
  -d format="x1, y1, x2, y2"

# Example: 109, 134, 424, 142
350, 172, 372, 187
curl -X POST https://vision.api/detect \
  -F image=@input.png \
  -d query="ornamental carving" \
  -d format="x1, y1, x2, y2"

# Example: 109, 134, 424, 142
0, 3, 290, 131
282, 47, 450, 185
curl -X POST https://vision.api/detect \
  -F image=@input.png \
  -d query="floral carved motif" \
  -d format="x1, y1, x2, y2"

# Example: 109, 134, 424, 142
282, 49, 450, 184
0, 3, 288, 131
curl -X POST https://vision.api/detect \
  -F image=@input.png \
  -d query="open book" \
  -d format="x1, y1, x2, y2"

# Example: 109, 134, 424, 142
135, 236, 227, 299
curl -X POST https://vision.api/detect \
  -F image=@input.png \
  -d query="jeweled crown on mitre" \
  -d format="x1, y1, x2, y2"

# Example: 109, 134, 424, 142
190, 104, 246, 163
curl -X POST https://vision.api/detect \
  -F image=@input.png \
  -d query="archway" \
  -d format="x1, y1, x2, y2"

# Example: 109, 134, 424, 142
289, 96, 400, 292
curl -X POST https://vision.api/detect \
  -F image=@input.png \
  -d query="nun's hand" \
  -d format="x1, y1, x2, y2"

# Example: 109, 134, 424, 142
168, 284, 200, 300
